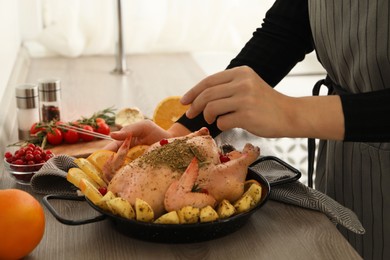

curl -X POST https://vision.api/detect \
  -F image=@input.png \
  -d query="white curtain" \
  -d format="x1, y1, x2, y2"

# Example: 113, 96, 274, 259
25, 0, 273, 57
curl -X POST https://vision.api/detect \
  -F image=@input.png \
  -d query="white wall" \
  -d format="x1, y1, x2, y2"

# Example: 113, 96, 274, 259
0, 0, 21, 99
22, 0, 278, 57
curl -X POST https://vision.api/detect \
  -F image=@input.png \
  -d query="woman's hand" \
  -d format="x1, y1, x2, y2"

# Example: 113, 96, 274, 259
181, 66, 344, 140
103, 120, 192, 152
181, 66, 292, 137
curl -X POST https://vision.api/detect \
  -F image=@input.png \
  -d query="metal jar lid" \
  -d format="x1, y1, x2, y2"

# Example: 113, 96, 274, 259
15, 84, 39, 109
38, 78, 61, 102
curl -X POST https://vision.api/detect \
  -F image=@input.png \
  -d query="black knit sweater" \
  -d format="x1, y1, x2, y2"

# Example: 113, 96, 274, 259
177, 0, 390, 142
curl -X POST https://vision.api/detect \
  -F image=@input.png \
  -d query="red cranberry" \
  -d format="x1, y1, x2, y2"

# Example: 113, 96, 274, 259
25, 153, 34, 161
219, 154, 230, 163
4, 151, 13, 159
159, 139, 169, 146
98, 187, 108, 196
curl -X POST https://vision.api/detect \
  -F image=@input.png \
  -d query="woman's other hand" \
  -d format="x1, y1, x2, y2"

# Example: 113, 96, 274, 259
103, 120, 191, 152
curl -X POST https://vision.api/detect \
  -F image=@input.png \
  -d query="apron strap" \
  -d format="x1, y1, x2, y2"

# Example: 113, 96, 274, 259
307, 75, 334, 187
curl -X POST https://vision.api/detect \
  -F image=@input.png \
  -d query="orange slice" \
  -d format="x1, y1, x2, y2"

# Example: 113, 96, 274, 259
153, 96, 190, 130
87, 150, 116, 172
125, 145, 149, 164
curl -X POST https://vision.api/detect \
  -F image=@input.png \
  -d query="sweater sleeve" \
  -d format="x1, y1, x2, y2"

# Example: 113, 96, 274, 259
177, 0, 313, 137
227, 0, 314, 87
340, 88, 390, 142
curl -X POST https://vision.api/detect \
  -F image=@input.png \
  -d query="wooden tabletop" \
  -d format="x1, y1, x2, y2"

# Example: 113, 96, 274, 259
0, 53, 362, 260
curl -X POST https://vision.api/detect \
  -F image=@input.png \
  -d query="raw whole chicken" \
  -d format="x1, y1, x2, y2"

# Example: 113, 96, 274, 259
103, 127, 260, 217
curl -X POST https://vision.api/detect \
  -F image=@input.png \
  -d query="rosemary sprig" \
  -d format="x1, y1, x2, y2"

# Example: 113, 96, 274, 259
77, 106, 116, 127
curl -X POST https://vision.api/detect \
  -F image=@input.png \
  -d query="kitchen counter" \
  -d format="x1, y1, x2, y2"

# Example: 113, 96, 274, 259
0, 53, 361, 260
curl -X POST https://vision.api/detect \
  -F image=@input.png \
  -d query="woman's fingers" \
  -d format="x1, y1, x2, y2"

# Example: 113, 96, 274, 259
110, 121, 149, 140
181, 69, 235, 105
185, 82, 234, 120
103, 120, 171, 151
103, 140, 124, 151
203, 94, 242, 124
183, 66, 261, 121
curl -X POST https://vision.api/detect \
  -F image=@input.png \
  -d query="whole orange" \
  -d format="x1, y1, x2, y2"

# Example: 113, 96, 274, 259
0, 189, 45, 260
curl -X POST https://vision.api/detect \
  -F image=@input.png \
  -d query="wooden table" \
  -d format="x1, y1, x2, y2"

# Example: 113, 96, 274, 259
0, 53, 362, 260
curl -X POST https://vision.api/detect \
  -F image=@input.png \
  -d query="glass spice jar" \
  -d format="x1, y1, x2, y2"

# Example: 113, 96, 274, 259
15, 84, 40, 140
38, 78, 62, 122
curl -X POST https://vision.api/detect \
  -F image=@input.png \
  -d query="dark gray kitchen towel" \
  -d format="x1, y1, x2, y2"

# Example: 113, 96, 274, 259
31, 154, 78, 196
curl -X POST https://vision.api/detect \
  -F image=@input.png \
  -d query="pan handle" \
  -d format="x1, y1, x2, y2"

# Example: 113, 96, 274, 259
249, 156, 301, 187
43, 194, 106, 225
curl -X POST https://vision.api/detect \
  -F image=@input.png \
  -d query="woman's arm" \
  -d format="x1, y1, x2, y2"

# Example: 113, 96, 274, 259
181, 66, 345, 141
176, 0, 313, 137
227, 0, 313, 86
341, 89, 390, 142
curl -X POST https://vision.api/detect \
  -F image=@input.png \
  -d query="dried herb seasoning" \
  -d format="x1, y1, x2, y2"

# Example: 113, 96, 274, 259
137, 138, 209, 173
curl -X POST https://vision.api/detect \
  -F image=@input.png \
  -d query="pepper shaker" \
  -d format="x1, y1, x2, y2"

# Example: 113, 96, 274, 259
15, 84, 40, 140
38, 78, 62, 122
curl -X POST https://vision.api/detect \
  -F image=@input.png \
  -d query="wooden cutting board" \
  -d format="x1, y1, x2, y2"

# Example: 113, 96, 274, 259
49, 139, 112, 158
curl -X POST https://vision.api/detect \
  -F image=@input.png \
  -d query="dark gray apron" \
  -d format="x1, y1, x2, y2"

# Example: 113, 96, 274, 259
308, 1, 390, 259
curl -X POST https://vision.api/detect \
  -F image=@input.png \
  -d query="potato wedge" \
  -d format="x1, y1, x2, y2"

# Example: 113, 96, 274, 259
217, 199, 236, 219
96, 190, 117, 211
79, 178, 103, 205
135, 198, 154, 222
233, 193, 254, 213
200, 205, 219, 223
106, 197, 135, 219
244, 179, 261, 192
67, 167, 100, 189
243, 183, 262, 207
154, 211, 180, 224
74, 158, 107, 187
177, 206, 200, 224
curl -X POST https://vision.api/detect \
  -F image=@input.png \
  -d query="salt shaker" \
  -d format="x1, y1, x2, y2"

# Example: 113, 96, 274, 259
15, 84, 40, 140
38, 78, 62, 122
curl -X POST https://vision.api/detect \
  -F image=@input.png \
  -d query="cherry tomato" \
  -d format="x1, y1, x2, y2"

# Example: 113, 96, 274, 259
30, 122, 45, 135
55, 121, 65, 127
71, 121, 80, 126
95, 122, 110, 135
95, 118, 106, 124
47, 128, 63, 145
63, 129, 80, 144
79, 125, 95, 142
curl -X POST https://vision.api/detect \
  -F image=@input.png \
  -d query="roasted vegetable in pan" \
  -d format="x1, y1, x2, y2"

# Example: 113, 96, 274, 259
66, 147, 263, 224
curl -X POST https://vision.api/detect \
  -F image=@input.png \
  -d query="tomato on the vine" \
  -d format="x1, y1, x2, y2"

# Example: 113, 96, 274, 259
79, 125, 95, 142
55, 121, 66, 127
46, 128, 63, 145
30, 122, 45, 135
95, 118, 106, 124
95, 122, 110, 135
63, 129, 79, 144
27, 107, 116, 147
